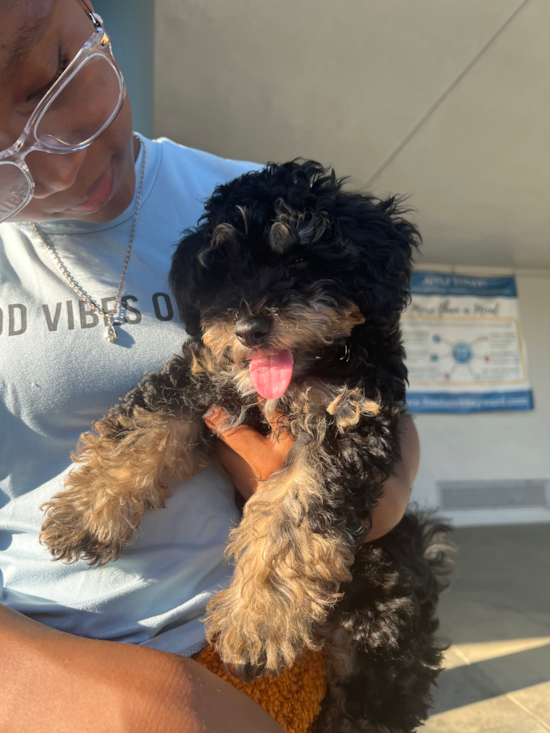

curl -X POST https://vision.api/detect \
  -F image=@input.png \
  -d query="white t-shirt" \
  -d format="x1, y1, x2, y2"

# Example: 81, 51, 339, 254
0, 136, 261, 656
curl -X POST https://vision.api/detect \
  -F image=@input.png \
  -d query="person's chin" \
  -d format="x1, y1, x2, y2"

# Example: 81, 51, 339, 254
14, 126, 137, 224
84, 182, 135, 223
74, 155, 136, 223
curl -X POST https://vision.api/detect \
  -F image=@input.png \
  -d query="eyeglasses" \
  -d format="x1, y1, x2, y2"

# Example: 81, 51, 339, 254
0, 11, 125, 223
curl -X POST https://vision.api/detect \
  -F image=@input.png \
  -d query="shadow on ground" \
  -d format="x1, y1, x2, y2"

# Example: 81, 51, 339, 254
427, 522, 550, 731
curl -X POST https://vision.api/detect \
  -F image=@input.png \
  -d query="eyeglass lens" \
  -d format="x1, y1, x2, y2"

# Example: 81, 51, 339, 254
0, 53, 122, 222
36, 54, 122, 149
0, 163, 30, 221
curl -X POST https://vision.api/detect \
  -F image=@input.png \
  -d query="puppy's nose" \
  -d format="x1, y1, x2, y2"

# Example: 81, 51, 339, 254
234, 317, 270, 347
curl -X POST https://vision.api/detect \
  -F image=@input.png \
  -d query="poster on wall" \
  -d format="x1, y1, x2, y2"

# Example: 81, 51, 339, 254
402, 272, 533, 414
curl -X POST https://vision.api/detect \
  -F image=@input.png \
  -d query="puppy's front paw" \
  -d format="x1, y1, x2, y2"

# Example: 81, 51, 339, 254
205, 584, 279, 680
40, 488, 139, 565
204, 464, 350, 680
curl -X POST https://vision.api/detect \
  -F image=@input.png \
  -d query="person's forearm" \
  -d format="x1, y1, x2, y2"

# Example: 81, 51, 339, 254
0, 605, 284, 733
208, 407, 420, 544
365, 413, 419, 542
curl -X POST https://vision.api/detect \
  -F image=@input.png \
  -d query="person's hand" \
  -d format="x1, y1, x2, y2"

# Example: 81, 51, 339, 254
205, 406, 294, 501
0, 605, 285, 733
205, 408, 419, 542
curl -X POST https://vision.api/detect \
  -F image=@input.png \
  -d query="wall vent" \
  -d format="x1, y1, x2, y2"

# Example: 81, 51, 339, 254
437, 479, 549, 511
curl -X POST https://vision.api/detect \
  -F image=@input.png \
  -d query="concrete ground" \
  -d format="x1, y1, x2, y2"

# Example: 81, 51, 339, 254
425, 523, 550, 732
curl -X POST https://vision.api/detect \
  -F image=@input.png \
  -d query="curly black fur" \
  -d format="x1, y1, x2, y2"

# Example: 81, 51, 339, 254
317, 512, 452, 732
170, 160, 416, 401
42, 160, 452, 732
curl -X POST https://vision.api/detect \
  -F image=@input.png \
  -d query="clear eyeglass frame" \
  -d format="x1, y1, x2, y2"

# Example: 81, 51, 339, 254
0, 13, 126, 223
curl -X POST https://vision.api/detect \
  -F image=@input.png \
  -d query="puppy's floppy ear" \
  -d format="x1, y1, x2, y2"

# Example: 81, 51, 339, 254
169, 227, 211, 339
332, 192, 420, 323
169, 173, 257, 340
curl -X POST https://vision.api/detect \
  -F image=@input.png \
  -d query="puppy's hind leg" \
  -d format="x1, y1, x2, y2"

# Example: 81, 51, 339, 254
318, 513, 453, 733
41, 374, 213, 565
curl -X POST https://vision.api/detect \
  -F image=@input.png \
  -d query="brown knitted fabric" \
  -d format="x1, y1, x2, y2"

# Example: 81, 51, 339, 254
192, 645, 327, 733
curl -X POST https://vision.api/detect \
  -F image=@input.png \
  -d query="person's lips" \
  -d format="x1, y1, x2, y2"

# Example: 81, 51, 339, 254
69, 164, 114, 214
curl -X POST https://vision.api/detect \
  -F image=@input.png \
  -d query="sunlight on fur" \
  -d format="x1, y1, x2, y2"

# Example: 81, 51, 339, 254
40, 410, 210, 565
40, 160, 451, 732
205, 446, 354, 677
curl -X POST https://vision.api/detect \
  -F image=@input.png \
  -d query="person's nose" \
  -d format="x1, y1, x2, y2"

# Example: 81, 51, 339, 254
25, 148, 87, 198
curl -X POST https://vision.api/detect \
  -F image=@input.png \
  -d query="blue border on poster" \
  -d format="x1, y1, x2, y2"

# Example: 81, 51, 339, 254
407, 390, 534, 414
410, 272, 517, 298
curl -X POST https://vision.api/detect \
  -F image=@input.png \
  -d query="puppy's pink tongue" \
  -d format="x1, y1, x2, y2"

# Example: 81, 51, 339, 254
249, 350, 294, 399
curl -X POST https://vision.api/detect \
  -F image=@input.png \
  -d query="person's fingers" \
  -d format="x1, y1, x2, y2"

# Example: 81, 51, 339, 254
207, 405, 291, 444
218, 426, 288, 481
266, 421, 294, 452
256, 400, 294, 441
254, 403, 295, 465
205, 407, 293, 481
205, 408, 273, 471
204, 406, 233, 435
212, 440, 259, 500
206, 409, 269, 459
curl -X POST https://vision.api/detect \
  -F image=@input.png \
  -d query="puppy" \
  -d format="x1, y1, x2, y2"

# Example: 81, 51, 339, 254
41, 161, 450, 732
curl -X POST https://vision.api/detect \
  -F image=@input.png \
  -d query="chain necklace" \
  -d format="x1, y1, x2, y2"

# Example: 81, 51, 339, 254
30, 133, 147, 344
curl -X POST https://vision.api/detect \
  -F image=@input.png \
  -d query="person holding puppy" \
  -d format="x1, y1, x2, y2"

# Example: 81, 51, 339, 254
0, 1, 418, 731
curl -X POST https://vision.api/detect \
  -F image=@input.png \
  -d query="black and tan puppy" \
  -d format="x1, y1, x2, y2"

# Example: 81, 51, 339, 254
41, 161, 450, 732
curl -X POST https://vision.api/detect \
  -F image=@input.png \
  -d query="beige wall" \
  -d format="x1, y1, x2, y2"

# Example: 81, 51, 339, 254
154, 0, 550, 269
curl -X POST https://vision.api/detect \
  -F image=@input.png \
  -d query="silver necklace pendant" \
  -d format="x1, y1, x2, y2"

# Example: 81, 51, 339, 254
105, 322, 119, 343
